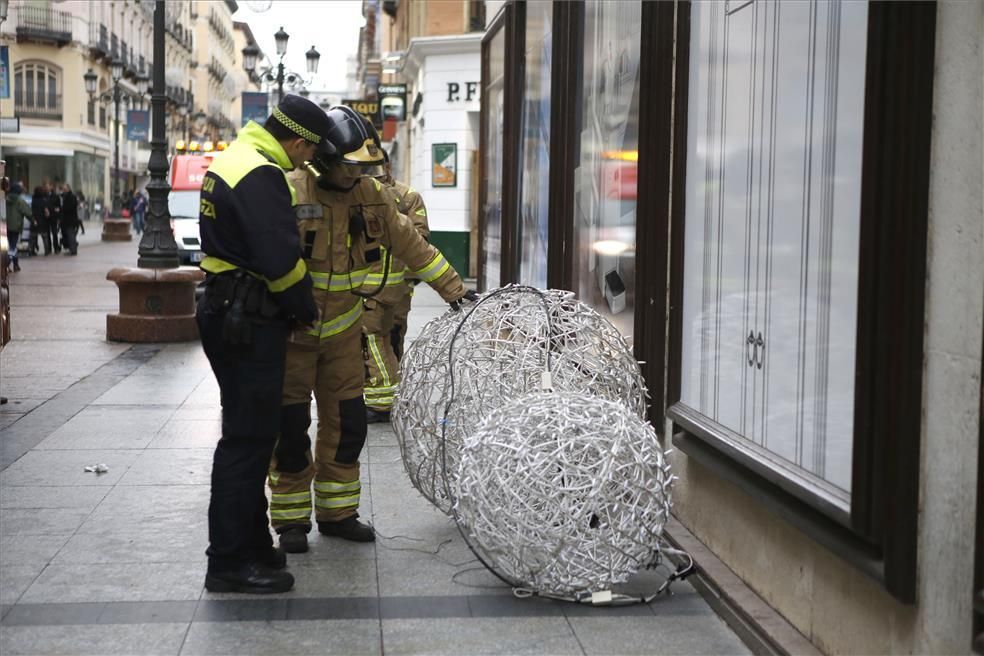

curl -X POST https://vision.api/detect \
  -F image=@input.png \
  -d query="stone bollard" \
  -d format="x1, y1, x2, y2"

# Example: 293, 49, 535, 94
106, 266, 205, 342
102, 217, 133, 242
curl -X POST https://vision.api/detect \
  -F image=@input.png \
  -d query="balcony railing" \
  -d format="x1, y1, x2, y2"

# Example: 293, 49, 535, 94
16, 95, 63, 121
15, 6, 73, 45
89, 23, 109, 57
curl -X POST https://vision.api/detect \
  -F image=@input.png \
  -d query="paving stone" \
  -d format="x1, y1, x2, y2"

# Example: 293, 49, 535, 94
77, 485, 209, 533
194, 599, 288, 623
179, 619, 381, 655
0, 485, 110, 510
92, 375, 205, 407
1, 534, 71, 567
381, 617, 583, 655
568, 615, 752, 655
52, 528, 206, 566
0, 564, 47, 605
19, 562, 206, 603
116, 448, 213, 486
146, 420, 222, 449
0, 449, 141, 487
0, 508, 92, 537
35, 406, 175, 450
0, 622, 188, 655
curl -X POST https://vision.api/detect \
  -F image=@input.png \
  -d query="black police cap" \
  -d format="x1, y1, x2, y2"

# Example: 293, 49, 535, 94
271, 94, 336, 155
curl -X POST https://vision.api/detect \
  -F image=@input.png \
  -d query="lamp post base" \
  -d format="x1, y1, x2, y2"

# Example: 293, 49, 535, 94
106, 266, 205, 342
102, 217, 133, 242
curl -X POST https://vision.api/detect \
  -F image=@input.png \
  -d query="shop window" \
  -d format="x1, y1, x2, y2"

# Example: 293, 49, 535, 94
667, 0, 938, 602
572, 0, 642, 341
479, 10, 507, 290
13, 61, 62, 119
679, 0, 867, 502
516, 1, 553, 288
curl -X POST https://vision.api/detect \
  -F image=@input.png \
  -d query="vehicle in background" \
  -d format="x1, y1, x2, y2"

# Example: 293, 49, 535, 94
168, 148, 214, 265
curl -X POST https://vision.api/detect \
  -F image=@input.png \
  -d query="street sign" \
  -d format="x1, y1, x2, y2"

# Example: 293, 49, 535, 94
377, 84, 407, 122
0, 47, 9, 100
241, 92, 268, 126
342, 99, 382, 129
126, 110, 149, 141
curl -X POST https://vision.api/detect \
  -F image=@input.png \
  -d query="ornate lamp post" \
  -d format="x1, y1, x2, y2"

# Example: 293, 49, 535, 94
137, 0, 178, 268
85, 58, 125, 214
241, 30, 319, 106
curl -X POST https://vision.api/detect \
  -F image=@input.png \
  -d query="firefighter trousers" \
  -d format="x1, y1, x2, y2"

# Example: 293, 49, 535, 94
268, 326, 367, 531
362, 296, 401, 412
390, 288, 413, 361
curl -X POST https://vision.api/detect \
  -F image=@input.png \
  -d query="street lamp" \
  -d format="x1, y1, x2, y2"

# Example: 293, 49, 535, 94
86, 60, 126, 214
136, 73, 151, 109
0, 0, 9, 26
177, 102, 189, 143
241, 29, 320, 104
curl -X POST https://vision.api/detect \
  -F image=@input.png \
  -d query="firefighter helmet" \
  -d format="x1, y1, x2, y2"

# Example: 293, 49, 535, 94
314, 105, 385, 179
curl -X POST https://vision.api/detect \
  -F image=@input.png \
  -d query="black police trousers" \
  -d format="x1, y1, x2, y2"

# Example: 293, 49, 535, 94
196, 298, 289, 573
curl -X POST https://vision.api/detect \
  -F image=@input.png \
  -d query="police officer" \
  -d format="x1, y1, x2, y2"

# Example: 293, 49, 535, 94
269, 106, 476, 553
197, 95, 324, 594
362, 150, 430, 422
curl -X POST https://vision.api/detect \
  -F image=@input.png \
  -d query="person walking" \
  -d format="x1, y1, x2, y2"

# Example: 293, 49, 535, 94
4, 184, 30, 272
196, 95, 322, 594
131, 190, 147, 235
31, 186, 51, 256
76, 191, 87, 235
269, 108, 475, 554
59, 184, 79, 256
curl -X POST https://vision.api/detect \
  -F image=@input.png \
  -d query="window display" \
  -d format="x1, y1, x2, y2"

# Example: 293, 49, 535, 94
572, 0, 642, 342
517, 1, 553, 288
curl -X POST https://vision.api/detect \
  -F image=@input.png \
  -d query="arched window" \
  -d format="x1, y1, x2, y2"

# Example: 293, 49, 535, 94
14, 61, 62, 118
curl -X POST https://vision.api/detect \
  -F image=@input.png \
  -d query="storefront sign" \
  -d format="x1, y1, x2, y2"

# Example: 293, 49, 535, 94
0, 47, 9, 100
342, 99, 382, 129
126, 110, 149, 142
446, 82, 479, 103
432, 143, 457, 187
378, 84, 407, 121
241, 92, 268, 126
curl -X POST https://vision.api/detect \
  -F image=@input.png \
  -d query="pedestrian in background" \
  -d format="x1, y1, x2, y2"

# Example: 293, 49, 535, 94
76, 191, 87, 235
131, 189, 147, 235
60, 184, 79, 256
4, 184, 30, 272
44, 182, 62, 254
31, 186, 51, 255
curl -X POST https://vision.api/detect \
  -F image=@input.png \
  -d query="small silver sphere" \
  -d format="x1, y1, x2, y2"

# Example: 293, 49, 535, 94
454, 391, 673, 596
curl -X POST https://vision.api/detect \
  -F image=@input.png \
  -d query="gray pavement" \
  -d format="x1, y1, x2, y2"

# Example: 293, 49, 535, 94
0, 224, 750, 655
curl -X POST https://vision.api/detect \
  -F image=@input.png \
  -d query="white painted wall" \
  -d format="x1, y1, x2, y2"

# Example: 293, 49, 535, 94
407, 51, 480, 233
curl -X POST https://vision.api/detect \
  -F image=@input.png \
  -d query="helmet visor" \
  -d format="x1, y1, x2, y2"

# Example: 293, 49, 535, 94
339, 161, 385, 179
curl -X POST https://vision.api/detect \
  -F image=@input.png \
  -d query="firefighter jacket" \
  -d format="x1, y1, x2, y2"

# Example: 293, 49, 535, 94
198, 121, 317, 323
366, 179, 430, 305
285, 169, 465, 346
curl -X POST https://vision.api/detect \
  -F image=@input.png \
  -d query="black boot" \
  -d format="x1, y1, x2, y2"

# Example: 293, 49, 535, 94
318, 515, 375, 542
366, 408, 390, 424
278, 527, 309, 554
204, 562, 294, 594
258, 546, 287, 569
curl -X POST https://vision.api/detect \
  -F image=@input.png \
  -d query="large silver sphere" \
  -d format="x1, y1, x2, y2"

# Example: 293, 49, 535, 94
392, 286, 648, 513
454, 391, 673, 596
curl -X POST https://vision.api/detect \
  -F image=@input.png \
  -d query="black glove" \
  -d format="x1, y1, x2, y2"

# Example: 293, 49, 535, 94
449, 289, 480, 312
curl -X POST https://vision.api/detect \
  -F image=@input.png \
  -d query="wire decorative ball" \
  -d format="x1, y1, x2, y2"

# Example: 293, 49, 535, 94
454, 391, 673, 596
392, 286, 649, 513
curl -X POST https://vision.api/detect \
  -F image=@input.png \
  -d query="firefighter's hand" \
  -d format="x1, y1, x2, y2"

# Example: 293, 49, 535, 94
449, 289, 479, 312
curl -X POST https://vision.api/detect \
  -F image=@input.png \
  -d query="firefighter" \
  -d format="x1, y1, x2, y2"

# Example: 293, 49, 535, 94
269, 106, 476, 553
362, 149, 430, 422
196, 95, 324, 594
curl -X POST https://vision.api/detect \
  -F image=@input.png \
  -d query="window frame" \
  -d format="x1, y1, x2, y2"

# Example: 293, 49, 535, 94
664, 0, 938, 603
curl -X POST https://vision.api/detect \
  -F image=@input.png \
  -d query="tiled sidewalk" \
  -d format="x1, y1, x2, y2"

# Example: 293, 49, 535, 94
0, 237, 750, 655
